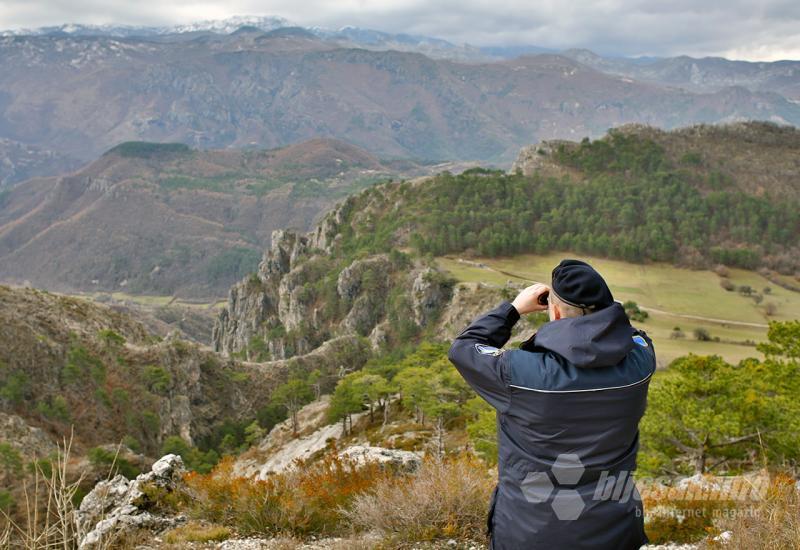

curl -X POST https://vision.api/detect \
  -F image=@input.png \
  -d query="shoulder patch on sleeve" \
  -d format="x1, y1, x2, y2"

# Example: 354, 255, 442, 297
475, 343, 504, 356
632, 335, 648, 347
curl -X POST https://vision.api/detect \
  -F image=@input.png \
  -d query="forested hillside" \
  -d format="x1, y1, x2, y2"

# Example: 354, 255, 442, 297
333, 122, 800, 273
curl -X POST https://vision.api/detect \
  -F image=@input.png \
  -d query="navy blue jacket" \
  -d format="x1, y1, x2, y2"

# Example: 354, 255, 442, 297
448, 301, 655, 549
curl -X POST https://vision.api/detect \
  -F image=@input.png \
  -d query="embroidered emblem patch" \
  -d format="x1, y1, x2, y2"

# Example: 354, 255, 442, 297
475, 344, 504, 356
632, 335, 648, 347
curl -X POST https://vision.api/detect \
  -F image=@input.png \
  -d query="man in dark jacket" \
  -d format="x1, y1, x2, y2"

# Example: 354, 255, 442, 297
448, 259, 655, 549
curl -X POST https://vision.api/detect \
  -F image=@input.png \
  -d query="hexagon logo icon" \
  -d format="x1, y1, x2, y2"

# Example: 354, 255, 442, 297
521, 471, 554, 503
551, 489, 586, 520
551, 453, 585, 485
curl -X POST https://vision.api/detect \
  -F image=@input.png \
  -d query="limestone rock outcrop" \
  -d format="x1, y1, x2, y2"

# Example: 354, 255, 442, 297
212, 206, 454, 361
0, 412, 57, 460
76, 454, 187, 549
213, 229, 309, 356
411, 267, 450, 328
339, 445, 422, 471
510, 139, 575, 177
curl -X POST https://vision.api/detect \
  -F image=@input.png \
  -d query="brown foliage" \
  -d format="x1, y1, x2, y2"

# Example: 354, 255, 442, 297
184, 453, 393, 537
345, 454, 494, 543
706, 475, 800, 550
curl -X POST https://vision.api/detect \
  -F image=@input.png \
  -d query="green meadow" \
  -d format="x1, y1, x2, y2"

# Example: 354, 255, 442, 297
436, 253, 800, 366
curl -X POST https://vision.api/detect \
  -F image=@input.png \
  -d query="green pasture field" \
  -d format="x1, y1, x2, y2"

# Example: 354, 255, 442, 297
436, 253, 800, 366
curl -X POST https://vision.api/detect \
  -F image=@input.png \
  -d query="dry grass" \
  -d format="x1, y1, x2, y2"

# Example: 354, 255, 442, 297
705, 475, 800, 549
345, 454, 494, 543
162, 521, 231, 544
0, 434, 85, 549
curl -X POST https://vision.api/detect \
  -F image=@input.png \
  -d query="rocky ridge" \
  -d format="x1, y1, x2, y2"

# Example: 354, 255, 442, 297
212, 214, 457, 361
212, 187, 545, 362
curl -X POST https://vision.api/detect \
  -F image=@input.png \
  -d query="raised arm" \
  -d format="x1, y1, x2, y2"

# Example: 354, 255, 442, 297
448, 283, 549, 411
448, 301, 520, 411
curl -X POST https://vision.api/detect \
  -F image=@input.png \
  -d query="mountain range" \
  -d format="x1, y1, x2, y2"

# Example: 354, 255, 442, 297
1, 19, 800, 186
0, 138, 439, 297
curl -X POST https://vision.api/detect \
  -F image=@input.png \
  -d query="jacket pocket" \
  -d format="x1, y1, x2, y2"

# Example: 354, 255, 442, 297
487, 485, 499, 537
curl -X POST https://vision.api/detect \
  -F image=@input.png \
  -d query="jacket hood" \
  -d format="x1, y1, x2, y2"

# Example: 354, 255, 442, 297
533, 302, 634, 367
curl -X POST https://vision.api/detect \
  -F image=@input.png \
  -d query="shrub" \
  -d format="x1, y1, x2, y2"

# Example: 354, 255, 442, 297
713, 264, 730, 278
643, 494, 732, 544
142, 365, 172, 395
623, 301, 649, 322
346, 454, 494, 542
738, 285, 754, 296
680, 151, 703, 166
693, 327, 711, 341
465, 397, 498, 464
122, 435, 141, 453
185, 453, 392, 536
141, 410, 160, 433
669, 328, 686, 340
0, 443, 22, 477
720, 279, 736, 291
161, 436, 218, 474
62, 345, 106, 386
0, 489, 13, 511
87, 447, 140, 479
36, 395, 71, 422
98, 329, 126, 347
0, 366, 29, 405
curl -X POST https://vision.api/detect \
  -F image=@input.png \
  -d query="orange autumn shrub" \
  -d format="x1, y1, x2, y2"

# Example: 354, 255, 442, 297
184, 453, 394, 536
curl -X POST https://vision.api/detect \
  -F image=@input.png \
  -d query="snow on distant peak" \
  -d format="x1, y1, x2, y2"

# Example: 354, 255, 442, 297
0, 15, 293, 38
171, 15, 291, 34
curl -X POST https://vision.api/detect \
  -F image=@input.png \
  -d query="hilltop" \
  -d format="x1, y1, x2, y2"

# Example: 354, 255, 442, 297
0, 138, 433, 297
514, 121, 800, 201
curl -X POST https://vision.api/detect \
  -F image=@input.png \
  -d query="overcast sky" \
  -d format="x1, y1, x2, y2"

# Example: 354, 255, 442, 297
1, 0, 799, 61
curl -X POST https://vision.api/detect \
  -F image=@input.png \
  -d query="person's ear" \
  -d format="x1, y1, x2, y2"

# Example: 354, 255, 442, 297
553, 304, 562, 320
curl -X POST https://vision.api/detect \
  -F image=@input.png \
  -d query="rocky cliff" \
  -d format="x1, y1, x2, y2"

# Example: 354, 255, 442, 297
212, 192, 460, 361
212, 188, 544, 362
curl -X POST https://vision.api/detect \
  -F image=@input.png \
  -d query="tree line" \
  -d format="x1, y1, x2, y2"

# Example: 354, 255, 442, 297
337, 132, 799, 272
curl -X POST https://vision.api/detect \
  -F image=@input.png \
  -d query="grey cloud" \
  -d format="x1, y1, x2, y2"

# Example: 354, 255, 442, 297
0, 0, 799, 60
